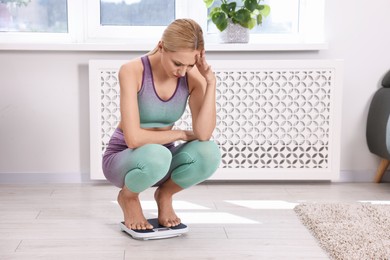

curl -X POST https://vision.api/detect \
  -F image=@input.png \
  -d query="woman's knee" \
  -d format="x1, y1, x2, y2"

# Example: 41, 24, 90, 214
192, 141, 221, 172
135, 144, 172, 171
125, 144, 172, 193
171, 141, 221, 188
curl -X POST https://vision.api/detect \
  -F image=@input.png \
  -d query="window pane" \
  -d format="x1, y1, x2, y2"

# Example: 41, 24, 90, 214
207, 0, 299, 34
0, 0, 68, 33
100, 0, 175, 26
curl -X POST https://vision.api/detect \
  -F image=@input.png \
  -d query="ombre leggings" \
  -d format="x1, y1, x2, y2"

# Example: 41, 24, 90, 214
102, 128, 221, 193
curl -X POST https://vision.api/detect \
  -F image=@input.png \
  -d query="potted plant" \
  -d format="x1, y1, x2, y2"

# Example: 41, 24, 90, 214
203, 0, 270, 43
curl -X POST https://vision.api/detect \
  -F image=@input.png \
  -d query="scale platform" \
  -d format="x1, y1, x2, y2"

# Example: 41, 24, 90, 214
120, 218, 188, 240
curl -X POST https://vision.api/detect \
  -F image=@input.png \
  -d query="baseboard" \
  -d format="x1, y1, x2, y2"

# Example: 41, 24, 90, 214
0, 170, 388, 184
0, 172, 107, 184
337, 170, 390, 183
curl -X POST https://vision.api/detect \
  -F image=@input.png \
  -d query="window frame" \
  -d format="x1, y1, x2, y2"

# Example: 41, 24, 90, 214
0, 0, 327, 51
85, 0, 201, 42
204, 0, 325, 45
0, 0, 83, 44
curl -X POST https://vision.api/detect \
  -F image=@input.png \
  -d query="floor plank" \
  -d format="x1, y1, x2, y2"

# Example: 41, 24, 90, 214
1, 182, 389, 259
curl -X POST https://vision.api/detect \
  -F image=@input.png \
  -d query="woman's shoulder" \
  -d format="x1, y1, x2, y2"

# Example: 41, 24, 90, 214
118, 57, 145, 89
119, 57, 144, 75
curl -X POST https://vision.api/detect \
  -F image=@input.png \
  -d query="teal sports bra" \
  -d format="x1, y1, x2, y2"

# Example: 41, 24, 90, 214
138, 56, 190, 128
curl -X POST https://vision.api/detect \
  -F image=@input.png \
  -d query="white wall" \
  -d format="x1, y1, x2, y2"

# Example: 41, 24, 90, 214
1, 0, 390, 182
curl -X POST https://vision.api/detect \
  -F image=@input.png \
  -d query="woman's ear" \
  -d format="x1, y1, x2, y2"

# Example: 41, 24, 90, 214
158, 41, 163, 52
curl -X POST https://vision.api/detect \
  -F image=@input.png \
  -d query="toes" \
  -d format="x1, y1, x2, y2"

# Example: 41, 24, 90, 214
135, 223, 143, 230
127, 221, 153, 230
140, 222, 153, 230
160, 218, 181, 227
146, 223, 153, 229
160, 219, 172, 227
174, 218, 181, 226
127, 223, 138, 230
161, 219, 171, 227
170, 219, 180, 227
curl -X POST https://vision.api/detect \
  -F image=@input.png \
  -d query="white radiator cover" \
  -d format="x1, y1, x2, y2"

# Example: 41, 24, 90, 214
89, 60, 343, 181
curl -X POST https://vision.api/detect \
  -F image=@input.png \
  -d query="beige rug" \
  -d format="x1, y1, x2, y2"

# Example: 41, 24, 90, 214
294, 203, 390, 260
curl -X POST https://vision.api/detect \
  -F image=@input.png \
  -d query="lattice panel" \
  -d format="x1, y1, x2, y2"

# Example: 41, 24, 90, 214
176, 70, 332, 169
100, 71, 120, 153
99, 69, 332, 169
90, 59, 342, 180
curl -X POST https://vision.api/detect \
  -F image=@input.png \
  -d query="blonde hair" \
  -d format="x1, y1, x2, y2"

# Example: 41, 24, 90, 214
147, 19, 204, 55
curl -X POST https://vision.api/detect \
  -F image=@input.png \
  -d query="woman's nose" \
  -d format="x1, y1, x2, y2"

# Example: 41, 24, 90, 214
178, 68, 186, 76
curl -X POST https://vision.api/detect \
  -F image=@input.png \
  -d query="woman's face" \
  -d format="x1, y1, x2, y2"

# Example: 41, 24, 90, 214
160, 47, 200, 78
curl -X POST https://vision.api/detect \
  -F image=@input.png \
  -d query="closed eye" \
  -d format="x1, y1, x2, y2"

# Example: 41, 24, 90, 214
173, 60, 196, 68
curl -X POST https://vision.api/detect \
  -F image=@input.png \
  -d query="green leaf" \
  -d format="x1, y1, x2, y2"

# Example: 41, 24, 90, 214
208, 0, 271, 31
212, 12, 228, 31
208, 7, 221, 19
244, 0, 259, 12
221, 2, 236, 17
259, 5, 271, 17
247, 18, 257, 29
203, 0, 215, 8
233, 9, 251, 25
256, 14, 263, 25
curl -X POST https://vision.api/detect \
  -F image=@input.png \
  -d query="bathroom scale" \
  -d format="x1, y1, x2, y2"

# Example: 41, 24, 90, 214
120, 218, 188, 240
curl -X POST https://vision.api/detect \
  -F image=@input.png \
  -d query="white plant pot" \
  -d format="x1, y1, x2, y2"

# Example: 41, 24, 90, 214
219, 19, 250, 43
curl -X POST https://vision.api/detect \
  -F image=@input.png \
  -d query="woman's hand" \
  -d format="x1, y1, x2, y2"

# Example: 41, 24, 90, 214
196, 49, 216, 84
182, 130, 197, 141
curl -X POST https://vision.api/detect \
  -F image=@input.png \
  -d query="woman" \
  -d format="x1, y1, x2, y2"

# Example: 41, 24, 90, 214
102, 19, 221, 230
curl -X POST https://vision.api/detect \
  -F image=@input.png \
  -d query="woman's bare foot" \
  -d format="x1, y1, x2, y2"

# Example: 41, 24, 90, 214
117, 186, 153, 230
154, 179, 183, 227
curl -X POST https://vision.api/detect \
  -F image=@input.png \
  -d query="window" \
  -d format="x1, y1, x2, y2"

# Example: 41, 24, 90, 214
207, 0, 300, 35
205, 0, 325, 45
0, 0, 82, 43
100, 0, 175, 26
0, 0, 326, 50
0, 0, 68, 33
86, 0, 191, 41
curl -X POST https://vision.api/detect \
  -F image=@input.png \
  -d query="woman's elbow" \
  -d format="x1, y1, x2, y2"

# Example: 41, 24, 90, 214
125, 137, 141, 149
198, 137, 212, 142
195, 131, 213, 141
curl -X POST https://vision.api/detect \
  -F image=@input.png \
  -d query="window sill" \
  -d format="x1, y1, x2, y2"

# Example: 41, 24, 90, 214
206, 42, 328, 51
0, 41, 328, 52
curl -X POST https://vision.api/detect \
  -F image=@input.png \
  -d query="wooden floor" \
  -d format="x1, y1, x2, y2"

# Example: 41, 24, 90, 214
1, 182, 390, 259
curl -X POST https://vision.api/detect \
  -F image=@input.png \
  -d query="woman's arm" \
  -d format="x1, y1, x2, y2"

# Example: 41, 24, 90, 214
119, 60, 193, 148
188, 50, 217, 141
